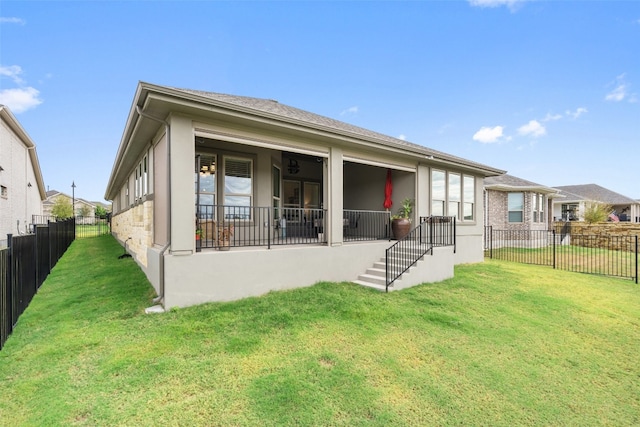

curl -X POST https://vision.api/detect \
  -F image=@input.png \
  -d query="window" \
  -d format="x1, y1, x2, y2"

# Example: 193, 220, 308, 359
448, 173, 461, 220
533, 193, 544, 223
272, 165, 281, 220
196, 154, 216, 219
463, 175, 475, 221
432, 170, 475, 222
143, 155, 148, 196
431, 170, 445, 216
562, 203, 578, 221
224, 157, 252, 219
134, 154, 148, 202
508, 192, 524, 222
1, 185, 7, 199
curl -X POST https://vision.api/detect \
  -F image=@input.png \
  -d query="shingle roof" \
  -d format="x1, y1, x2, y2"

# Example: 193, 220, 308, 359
168, 85, 504, 175
554, 184, 636, 205
484, 174, 559, 194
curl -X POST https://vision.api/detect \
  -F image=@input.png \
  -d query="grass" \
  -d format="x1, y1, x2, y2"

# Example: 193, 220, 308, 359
1, 235, 639, 426
75, 222, 110, 239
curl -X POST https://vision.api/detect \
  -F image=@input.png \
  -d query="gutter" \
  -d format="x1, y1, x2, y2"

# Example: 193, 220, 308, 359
135, 105, 171, 313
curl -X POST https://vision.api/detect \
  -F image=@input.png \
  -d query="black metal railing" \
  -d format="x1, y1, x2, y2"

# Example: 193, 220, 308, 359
386, 216, 456, 291
1, 218, 75, 351
485, 227, 638, 283
32, 215, 111, 239
196, 205, 327, 250
343, 209, 391, 242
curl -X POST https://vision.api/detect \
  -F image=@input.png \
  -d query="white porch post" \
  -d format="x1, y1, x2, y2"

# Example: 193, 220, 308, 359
416, 164, 430, 220
168, 114, 195, 255
328, 147, 343, 246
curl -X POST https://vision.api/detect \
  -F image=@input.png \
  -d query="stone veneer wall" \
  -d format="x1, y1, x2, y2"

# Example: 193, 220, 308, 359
111, 200, 154, 267
556, 222, 640, 252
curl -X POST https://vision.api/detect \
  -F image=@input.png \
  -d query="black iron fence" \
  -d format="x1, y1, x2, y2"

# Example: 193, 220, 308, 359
485, 226, 638, 283
1, 218, 75, 351
32, 215, 111, 239
386, 216, 456, 291
343, 209, 391, 242
196, 205, 327, 250
195, 205, 393, 250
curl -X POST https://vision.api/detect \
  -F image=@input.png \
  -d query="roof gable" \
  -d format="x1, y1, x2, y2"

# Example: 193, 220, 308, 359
554, 184, 637, 205
484, 174, 559, 195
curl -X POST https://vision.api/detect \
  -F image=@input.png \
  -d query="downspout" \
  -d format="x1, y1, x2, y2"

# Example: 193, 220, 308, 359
136, 106, 171, 310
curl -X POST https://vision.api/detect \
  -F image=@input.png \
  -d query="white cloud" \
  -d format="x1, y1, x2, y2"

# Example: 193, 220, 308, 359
0, 64, 44, 113
397, 134, 407, 141
517, 120, 546, 138
605, 74, 631, 102
0, 17, 26, 25
566, 107, 588, 119
542, 113, 563, 122
340, 106, 358, 116
473, 125, 506, 143
0, 65, 25, 85
0, 87, 43, 113
468, 0, 525, 11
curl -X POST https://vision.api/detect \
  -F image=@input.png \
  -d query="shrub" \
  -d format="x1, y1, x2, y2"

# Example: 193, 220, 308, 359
583, 201, 612, 224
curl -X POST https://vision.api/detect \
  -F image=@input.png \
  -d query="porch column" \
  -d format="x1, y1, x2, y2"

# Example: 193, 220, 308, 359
168, 114, 195, 255
328, 147, 343, 246
416, 164, 430, 220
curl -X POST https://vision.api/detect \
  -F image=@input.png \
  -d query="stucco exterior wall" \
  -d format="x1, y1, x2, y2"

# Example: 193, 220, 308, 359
162, 240, 455, 308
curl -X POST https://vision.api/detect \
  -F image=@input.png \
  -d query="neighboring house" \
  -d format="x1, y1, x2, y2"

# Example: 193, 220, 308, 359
0, 105, 46, 246
552, 184, 640, 223
92, 200, 112, 214
105, 82, 504, 309
484, 174, 561, 231
43, 190, 97, 223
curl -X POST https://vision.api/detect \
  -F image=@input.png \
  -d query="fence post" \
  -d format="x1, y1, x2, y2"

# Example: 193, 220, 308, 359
553, 230, 556, 270
6, 234, 13, 334
490, 226, 494, 259
635, 235, 638, 285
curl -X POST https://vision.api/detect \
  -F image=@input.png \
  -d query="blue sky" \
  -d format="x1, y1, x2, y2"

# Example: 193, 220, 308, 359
1, 0, 639, 203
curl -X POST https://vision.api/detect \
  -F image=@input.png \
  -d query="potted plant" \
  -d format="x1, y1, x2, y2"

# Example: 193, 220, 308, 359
217, 224, 234, 251
391, 198, 413, 240
195, 228, 203, 252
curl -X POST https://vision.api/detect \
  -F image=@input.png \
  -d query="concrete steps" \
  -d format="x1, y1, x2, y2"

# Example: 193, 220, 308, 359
353, 253, 423, 292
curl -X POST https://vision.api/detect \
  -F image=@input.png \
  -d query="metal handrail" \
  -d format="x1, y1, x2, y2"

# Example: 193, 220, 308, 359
385, 216, 456, 291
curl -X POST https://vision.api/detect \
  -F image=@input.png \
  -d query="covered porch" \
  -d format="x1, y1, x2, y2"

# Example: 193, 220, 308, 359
194, 143, 418, 251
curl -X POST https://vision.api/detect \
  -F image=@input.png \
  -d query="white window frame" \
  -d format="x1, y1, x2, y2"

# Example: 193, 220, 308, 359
223, 156, 253, 220
272, 164, 281, 219
508, 192, 524, 223
196, 153, 217, 220
431, 169, 476, 222
463, 175, 475, 221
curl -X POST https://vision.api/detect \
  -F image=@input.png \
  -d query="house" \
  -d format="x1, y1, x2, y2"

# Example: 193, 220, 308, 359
484, 174, 560, 230
552, 184, 640, 223
43, 190, 97, 222
0, 105, 46, 246
105, 82, 504, 309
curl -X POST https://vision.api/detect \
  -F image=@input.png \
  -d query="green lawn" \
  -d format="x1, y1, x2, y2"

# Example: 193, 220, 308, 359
1, 235, 639, 426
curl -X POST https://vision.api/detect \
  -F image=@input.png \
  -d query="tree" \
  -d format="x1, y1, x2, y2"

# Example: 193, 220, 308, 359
95, 205, 107, 219
51, 197, 73, 219
78, 204, 92, 218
